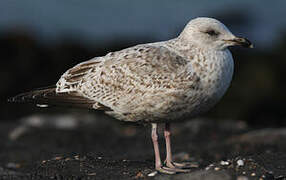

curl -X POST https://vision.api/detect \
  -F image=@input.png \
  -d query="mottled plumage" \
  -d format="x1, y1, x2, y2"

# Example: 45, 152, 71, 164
54, 20, 236, 123
9, 17, 252, 174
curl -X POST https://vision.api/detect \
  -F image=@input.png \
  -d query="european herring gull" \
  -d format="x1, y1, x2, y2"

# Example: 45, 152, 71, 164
9, 17, 253, 174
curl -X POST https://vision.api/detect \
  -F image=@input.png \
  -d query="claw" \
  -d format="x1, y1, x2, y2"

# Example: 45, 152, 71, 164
156, 165, 191, 174
156, 166, 176, 174
165, 161, 198, 169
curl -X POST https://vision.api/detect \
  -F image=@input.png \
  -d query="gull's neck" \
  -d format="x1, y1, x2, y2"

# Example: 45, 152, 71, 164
164, 36, 234, 97
163, 37, 205, 58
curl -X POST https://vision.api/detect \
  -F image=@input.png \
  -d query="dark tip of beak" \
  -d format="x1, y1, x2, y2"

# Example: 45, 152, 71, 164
231, 37, 254, 48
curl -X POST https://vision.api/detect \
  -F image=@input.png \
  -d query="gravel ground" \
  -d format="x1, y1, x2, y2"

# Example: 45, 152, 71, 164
0, 113, 286, 180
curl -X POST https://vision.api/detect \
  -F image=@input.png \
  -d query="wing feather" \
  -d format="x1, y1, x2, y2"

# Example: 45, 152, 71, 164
56, 44, 198, 112
8, 86, 111, 110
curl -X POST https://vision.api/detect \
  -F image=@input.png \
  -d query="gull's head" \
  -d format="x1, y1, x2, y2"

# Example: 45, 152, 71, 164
179, 17, 253, 50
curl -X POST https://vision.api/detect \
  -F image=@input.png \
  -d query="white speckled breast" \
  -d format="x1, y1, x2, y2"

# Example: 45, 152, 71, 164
192, 49, 234, 114
159, 48, 234, 123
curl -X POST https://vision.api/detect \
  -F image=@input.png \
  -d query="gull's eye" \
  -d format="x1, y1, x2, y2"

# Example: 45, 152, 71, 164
205, 29, 219, 36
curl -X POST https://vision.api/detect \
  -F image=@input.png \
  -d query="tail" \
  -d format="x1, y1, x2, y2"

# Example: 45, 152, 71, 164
8, 86, 96, 109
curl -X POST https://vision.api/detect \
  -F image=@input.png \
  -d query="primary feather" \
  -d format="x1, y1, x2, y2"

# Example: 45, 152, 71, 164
8, 86, 110, 110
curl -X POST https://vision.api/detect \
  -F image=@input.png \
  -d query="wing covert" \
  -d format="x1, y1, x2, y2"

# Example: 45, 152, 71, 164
56, 44, 199, 112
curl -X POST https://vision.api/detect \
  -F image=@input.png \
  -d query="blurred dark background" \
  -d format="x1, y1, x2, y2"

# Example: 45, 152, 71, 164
1, 0, 286, 127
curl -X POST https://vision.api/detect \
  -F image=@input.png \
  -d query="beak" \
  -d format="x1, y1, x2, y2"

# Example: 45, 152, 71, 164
224, 37, 254, 48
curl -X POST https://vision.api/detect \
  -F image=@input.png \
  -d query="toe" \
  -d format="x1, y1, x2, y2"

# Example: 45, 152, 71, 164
163, 166, 191, 173
172, 161, 199, 168
156, 166, 176, 174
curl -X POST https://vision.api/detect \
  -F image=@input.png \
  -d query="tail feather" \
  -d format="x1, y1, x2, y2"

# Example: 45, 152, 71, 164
8, 86, 97, 109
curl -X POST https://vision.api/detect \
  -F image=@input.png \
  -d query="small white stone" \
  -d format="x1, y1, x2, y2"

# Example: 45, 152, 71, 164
148, 171, 157, 177
205, 163, 214, 170
237, 159, 244, 166
214, 167, 220, 171
36, 104, 49, 108
251, 173, 256, 176
220, 160, 230, 166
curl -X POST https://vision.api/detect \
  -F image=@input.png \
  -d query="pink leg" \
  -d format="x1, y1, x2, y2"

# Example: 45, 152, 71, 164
164, 123, 193, 170
151, 123, 190, 174
151, 123, 162, 169
164, 123, 174, 168
151, 123, 176, 174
